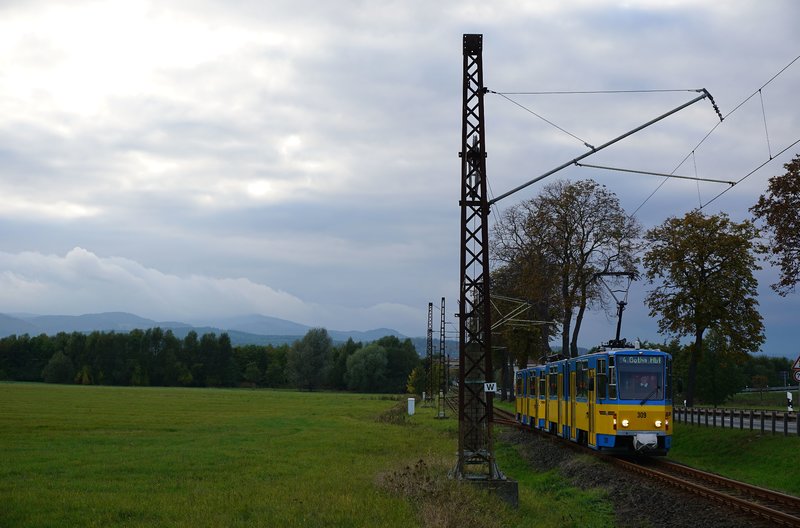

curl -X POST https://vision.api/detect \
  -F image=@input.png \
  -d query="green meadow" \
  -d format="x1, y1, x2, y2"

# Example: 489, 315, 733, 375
724, 389, 799, 410
4, 383, 797, 527
1, 383, 613, 528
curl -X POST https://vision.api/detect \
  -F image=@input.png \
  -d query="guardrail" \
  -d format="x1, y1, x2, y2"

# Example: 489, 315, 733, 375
674, 406, 800, 436
740, 385, 800, 393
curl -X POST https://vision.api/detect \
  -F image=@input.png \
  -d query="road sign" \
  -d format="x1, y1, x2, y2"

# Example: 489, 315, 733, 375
484, 382, 497, 393
793, 355, 800, 371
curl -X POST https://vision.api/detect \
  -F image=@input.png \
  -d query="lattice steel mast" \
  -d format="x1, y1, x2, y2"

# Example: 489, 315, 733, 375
454, 34, 502, 480
436, 296, 447, 418
426, 301, 434, 402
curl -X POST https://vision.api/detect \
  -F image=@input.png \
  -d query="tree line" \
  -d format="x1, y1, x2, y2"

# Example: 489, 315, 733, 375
0, 327, 423, 394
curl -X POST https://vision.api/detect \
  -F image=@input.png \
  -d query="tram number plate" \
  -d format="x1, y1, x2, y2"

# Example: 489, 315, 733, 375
637, 412, 647, 419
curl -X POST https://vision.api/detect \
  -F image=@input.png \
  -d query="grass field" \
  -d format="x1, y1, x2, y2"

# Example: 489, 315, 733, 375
723, 390, 800, 410
1, 383, 614, 528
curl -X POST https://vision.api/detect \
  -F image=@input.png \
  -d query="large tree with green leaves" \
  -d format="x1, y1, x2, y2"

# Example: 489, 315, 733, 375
750, 153, 800, 296
329, 338, 362, 390
643, 210, 764, 407
345, 344, 388, 393
492, 179, 641, 357
373, 335, 420, 394
694, 329, 746, 407
287, 328, 333, 391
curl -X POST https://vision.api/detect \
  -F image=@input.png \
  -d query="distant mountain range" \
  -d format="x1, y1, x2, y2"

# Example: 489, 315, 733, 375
0, 311, 410, 347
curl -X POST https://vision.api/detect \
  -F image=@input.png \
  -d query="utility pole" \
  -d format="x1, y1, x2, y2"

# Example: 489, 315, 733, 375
436, 296, 448, 418
426, 301, 433, 403
454, 36, 516, 505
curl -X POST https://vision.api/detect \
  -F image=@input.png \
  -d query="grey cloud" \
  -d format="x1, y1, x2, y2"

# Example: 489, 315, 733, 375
0, 0, 798, 351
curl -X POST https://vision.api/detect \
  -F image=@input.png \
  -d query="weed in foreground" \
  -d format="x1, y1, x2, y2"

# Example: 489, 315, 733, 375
376, 459, 510, 528
376, 401, 411, 425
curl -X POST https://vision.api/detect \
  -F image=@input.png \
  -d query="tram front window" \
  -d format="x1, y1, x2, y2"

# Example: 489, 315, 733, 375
616, 355, 664, 401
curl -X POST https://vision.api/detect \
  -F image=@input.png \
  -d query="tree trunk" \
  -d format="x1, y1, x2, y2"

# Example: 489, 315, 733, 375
561, 309, 571, 357
571, 301, 587, 357
536, 301, 552, 361
561, 270, 571, 357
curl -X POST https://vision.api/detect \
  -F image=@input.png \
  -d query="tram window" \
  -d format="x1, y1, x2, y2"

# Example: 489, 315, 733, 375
616, 355, 664, 400
515, 378, 522, 397
608, 356, 617, 399
596, 359, 608, 399
576, 361, 588, 398
539, 376, 546, 399
549, 373, 557, 396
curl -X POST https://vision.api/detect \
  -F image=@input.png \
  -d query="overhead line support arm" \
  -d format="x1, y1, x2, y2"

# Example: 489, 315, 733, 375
488, 91, 712, 206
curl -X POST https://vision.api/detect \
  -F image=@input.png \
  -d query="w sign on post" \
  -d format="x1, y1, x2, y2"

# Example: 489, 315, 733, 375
484, 382, 497, 393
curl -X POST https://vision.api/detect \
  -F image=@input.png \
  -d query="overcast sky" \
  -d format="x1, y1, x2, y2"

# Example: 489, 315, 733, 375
1, 1, 798, 356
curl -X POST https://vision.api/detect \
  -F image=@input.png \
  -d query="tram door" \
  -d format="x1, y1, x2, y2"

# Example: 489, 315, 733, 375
588, 369, 596, 445
569, 370, 576, 441
526, 374, 533, 423
557, 372, 564, 436
544, 372, 549, 426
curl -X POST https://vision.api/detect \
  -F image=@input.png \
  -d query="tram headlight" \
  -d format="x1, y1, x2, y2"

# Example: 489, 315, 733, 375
655, 420, 663, 428
621, 419, 629, 428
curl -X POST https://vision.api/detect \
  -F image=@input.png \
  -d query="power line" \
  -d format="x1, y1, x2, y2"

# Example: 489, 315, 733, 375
722, 54, 799, 120
490, 88, 699, 95
632, 53, 800, 215
759, 89, 773, 159
489, 90, 594, 149
489, 91, 713, 206
575, 162, 735, 186
699, 137, 800, 210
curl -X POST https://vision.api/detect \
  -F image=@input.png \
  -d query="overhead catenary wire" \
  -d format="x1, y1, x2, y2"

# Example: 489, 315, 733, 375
759, 89, 773, 160
632, 53, 799, 214
574, 162, 735, 186
485, 55, 798, 219
491, 88, 700, 95
489, 90, 595, 149
487, 91, 715, 206
699, 137, 800, 210
693, 151, 701, 209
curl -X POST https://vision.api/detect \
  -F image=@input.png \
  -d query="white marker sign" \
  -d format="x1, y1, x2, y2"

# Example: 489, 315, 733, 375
484, 382, 497, 393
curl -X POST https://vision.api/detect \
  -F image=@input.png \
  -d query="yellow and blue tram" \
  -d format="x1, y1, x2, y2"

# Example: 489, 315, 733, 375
514, 346, 672, 455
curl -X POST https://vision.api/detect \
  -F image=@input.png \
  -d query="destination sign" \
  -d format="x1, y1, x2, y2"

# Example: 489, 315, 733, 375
618, 356, 663, 366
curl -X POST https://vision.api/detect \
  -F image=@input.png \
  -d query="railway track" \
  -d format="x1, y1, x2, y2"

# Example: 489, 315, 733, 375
615, 457, 800, 527
491, 406, 800, 527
